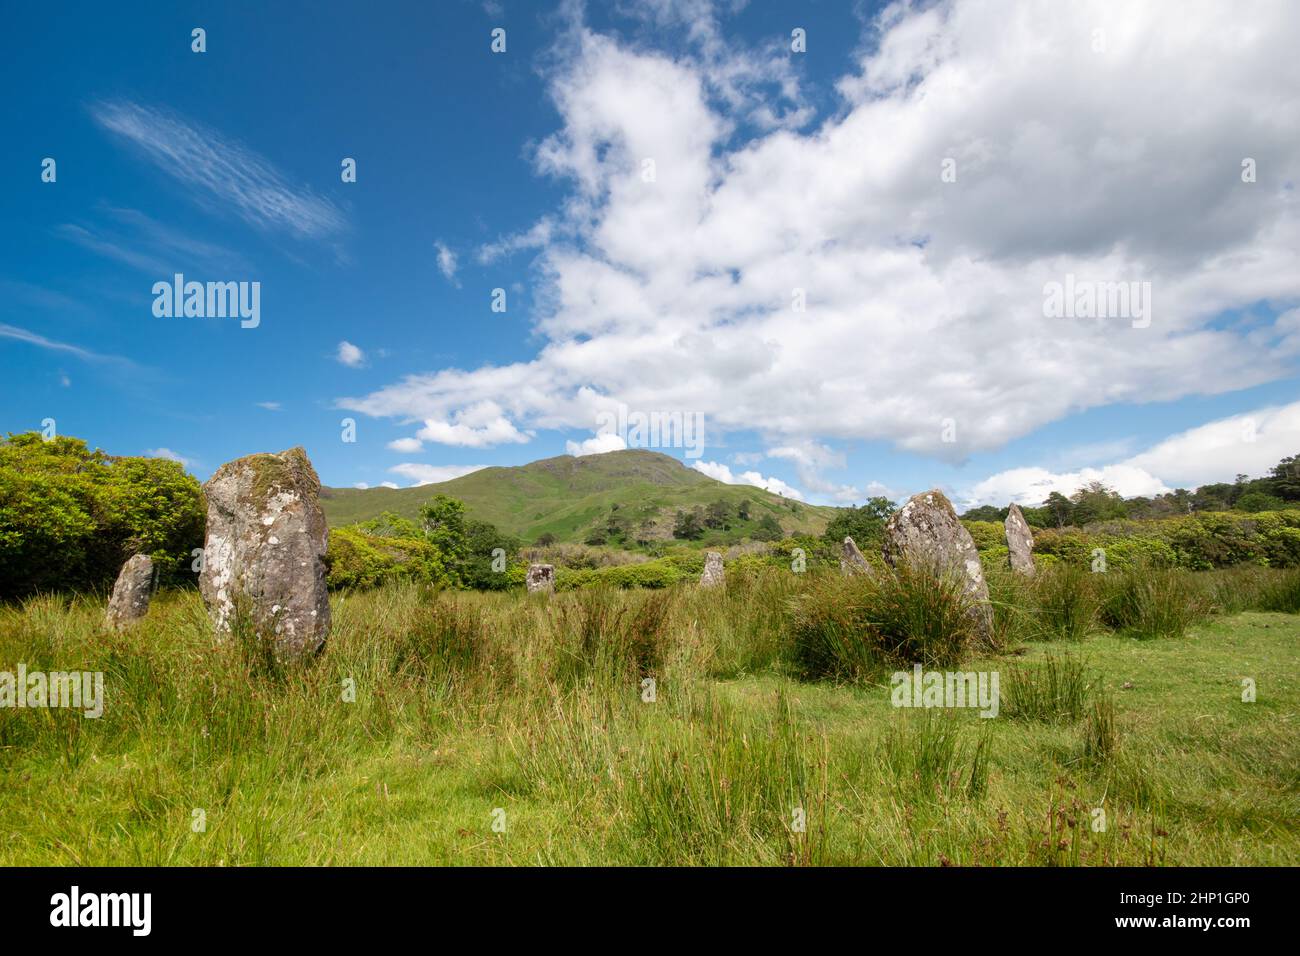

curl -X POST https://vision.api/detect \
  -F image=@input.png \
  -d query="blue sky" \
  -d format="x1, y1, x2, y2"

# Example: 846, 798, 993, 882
3, 0, 1298, 508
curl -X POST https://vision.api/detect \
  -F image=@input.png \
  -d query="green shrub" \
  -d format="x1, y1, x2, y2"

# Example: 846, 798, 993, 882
557, 558, 685, 590
0, 432, 204, 597
961, 520, 1005, 552
326, 526, 448, 590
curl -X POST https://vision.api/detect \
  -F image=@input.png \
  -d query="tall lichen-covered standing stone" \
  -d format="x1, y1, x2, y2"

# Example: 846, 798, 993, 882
882, 489, 992, 642
1004, 503, 1036, 576
700, 551, 725, 588
199, 446, 330, 663
105, 554, 154, 629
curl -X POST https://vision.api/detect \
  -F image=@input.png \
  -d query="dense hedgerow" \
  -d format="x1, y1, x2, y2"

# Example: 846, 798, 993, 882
1019, 511, 1300, 571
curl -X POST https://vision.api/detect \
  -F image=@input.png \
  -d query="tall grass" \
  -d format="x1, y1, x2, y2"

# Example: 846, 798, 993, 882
0, 561, 1297, 866
1001, 652, 1094, 722
789, 563, 977, 681
1030, 564, 1098, 641
1097, 567, 1210, 639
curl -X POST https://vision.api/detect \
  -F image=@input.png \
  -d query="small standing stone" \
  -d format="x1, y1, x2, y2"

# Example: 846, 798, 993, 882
840, 536, 873, 576
105, 554, 154, 629
1004, 503, 1036, 576
700, 551, 725, 588
526, 563, 555, 594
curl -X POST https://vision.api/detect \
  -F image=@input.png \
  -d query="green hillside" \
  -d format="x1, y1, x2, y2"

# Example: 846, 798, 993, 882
321, 449, 835, 544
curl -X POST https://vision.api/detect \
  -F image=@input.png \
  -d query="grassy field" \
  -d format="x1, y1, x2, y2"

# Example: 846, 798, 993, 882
0, 568, 1296, 866
320, 449, 836, 543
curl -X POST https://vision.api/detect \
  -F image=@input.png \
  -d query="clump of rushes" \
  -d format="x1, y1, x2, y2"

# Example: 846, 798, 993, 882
1001, 651, 1094, 722
789, 562, 977, 681
1097, 567, 1210, 640
1031, 563, 1099, 641
1082, 691, 1118, 764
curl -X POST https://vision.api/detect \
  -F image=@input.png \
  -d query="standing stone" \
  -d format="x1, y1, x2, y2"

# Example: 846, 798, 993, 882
105, 554, 154, 629
199, 447, 330, 663
526, 563, 555, 594
840, 536, 873, 576
700, 551, 725, 588
1004, 503, 1036, 576
881, 489, 992, 641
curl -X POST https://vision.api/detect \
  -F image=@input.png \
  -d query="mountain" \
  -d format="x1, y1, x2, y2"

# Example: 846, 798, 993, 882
320, 449, 836, 544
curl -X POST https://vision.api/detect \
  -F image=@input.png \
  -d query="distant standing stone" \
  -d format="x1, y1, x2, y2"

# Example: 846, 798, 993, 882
526, 563, 555, 594
700, 551, 725, 588
840, 536, 873, 576
199, 446, 331, 663
1004, 503, 1036, 576
882, 489, 992, 642
105, 554, 154, 629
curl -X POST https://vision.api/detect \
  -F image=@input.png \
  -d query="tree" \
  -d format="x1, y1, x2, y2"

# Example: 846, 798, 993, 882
417, 494, 517, 588
0, 432, 205, 597
419, 495, 468, 560
752, 514, 784, 542
1270, 454, 1300, 501
672, 509, 704, 540
738, 500, 752, 521
1235, 491, 1284, 513
705, 499, 731, 530
960, 505, 1006, 522
823, 497, 896, 546
457, 519, 519, 590
1044, 492, 1072, 528
1069, 481, 1126, 525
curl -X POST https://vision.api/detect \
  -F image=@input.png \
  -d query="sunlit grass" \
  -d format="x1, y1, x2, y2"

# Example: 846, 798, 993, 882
0, 570, 1295, 865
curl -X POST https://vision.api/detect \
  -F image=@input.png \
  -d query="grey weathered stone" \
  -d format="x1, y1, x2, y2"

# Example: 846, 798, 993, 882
882, 489, 992, 641
526, 563, 555, 594
1004, 503, 1036, 576
700, 551, 725, 588
105, 554, 154, 629
840, 536, 873, 576
198, 446, 330, 663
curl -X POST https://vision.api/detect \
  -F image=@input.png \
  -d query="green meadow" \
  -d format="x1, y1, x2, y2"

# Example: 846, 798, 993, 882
1, 565, 1295, 866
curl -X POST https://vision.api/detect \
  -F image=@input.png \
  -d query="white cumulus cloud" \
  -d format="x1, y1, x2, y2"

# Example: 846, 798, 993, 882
566, 432, 628, 456
336, 341, 365, 368
389, 462, 488, 487
693, 460, 804, 500
961, 401, 1300, 507
337, 1, 1300, 474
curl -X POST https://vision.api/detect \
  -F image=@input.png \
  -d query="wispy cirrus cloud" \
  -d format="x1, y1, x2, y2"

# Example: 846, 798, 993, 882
0, 322, 139, 370
56, 206, 250, 275
92, 100, 345, 240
